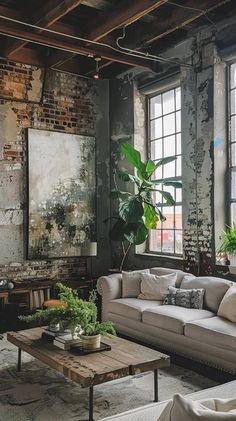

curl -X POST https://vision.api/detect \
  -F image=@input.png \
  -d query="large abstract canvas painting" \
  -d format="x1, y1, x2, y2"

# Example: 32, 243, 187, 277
27, 128, 97, 259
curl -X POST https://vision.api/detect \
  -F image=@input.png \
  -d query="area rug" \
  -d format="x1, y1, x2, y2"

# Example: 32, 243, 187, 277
0, 334, 218, 421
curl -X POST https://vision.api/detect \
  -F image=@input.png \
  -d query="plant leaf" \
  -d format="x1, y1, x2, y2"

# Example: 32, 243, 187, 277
124, 221, 149, 245
145, 159, 156, 178
118, 171, 140, 185
121, 143, 146, 177
155, 207, 166, 222
162, 180, 182, 188
155, 156, 176, 168
156, 190, 175, 205
110, 190, 131, 200
118, 196, 144, 223
143, 202, 159, 229
109, 218, 126, 241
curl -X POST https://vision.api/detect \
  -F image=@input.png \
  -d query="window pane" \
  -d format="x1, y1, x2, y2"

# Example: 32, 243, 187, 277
231, 170, 236, 199
150, 95, 162, 119
176, 111, 181, 132
162, 207, 174, 228
152, 166, 162, 180
231, 63, 236, 89
162, 230, 174, 253
231, 203, 236, 225
231, 143, 236, 167
231, 89, 236, 115
162, 90, 175, 114
163, 135, 175, 157
176, 187, 182, 203
176, 155, 182, 176
175, 230, 183, 254
164, 159, 175, 178
231, 115, 236, 142
163, 113, 175, 136
175, 206, 182, 229
151, 118, 162, 139
151, 139, 162, 160
152, 190, 162, 204
176, 133, 181, 154
150, 229, 161, 252
175, 87, 181, 110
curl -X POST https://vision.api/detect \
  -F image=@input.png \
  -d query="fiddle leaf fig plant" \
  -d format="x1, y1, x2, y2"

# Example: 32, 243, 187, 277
109, 143, 182, 270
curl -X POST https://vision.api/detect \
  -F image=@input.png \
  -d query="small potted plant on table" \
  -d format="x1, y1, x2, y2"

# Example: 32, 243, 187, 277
19, 283, 116, 348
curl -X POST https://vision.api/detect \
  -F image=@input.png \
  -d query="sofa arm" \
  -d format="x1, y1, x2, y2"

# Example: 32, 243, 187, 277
97, 273, 122, 321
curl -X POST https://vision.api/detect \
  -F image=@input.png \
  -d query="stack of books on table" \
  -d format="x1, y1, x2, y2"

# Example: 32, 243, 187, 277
53, 335, 81, 350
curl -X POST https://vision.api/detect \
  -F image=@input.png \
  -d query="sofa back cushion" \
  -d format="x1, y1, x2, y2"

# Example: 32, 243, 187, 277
218, 285, 236, 323
150, 267, 194, 288
180, 276, 233, 313
138, 272, 177, 300
122, 269, 150, 298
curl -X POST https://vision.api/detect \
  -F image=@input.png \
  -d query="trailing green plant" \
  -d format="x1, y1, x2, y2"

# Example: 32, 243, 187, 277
219, 224, 236, 255
19, 283, 116, 338
109, 143, 182, 270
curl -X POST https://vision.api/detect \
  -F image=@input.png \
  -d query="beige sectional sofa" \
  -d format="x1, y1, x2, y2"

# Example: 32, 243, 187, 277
97, 267, 236, 373
101, 380, 236, 421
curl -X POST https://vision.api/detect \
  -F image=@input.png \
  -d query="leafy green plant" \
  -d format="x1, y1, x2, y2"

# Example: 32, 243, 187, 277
109, 143, 182, 270
19, 283, 116, 338
219, 224, 236, 255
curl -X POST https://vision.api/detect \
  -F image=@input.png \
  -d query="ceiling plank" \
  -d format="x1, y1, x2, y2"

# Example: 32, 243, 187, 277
4, 46, 44, 67
87, 0, 168, 41
5, 0, 83, 57
0, 20, 153, 69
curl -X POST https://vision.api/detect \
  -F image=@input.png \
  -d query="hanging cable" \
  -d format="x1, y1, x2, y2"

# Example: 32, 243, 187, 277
116, 26, 191, 67
0, 13, 191, 67
166, 0, 218, 31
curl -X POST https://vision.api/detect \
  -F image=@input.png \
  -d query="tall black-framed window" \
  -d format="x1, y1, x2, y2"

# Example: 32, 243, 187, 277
229, 63, 236, 223
147, 86, 183, 255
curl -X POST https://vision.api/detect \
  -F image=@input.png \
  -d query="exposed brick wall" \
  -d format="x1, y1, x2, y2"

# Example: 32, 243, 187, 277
0, 57, 97, 283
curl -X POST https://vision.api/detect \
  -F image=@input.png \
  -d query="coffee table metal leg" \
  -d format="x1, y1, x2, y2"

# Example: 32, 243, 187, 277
89, 386, 94, 421
154, 369, 158, 402
17, 348, 22, 372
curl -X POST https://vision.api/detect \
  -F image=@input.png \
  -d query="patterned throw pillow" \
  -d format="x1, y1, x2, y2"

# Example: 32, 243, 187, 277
163, 286, 205, 309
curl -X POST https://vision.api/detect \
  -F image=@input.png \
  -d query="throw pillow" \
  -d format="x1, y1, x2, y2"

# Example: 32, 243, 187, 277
122, 269, 150, 298
218, 285, 236, 323
138, 272, 177, 300
158, 394, 236, 421
163, 286, 205, 309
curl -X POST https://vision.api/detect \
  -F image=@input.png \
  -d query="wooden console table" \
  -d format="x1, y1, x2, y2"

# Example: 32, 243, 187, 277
8, 327, 170, 421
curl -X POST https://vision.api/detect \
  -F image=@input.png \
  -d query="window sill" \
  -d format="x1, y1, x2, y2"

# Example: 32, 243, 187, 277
135, 251, 183, 261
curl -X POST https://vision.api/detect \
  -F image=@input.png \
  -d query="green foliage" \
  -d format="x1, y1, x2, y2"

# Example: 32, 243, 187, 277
82, 321, 116, 337
19, 283, 115, 337
219, 224, 236, 255
109, 142, 182, 269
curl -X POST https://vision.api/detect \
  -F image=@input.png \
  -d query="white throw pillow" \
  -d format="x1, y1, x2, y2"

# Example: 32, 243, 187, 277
158, 394, 236, 421
138, 272, 177, 300
122, 269, 150, 298
218, 285, 236, 323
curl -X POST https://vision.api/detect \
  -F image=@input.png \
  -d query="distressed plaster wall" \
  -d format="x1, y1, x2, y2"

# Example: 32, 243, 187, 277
0, 58, 110, 281
109, 34, 221, 274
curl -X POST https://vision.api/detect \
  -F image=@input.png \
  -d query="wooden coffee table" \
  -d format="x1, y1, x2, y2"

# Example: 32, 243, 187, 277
7, 328, 170, 421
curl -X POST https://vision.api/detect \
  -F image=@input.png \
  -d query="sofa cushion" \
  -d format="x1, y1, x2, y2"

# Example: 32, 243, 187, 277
138, 272, 177, 300
158, 394, 236, 421
164, 285, 205, 309
185, 316, 236, 352
180, 276, 232, 313
142, 306, 214, 334
122, 269, 150, 298
150, 267, 195, 288
218, 285, 236, 323
107, 298, 162, 321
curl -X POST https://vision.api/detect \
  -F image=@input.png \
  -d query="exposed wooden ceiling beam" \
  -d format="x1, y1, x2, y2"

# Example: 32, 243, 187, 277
87, 0, 168, 41
3, 46, 44, 67
5, 0, 83, 57
0, 20, 153, 69
49, 0, 168, 72
123, 0, 232, 48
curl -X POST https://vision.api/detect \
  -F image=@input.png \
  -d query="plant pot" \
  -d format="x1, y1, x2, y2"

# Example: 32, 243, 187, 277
228, 254, 236, 274
80, 334, 101, 349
